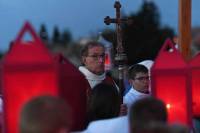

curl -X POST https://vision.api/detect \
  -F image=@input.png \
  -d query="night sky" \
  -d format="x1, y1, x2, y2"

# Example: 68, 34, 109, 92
0, 0, 199, 52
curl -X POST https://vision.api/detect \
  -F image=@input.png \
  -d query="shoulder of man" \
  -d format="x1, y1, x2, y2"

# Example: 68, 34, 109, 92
104, 75, 115, 83
86, 116, 129, 133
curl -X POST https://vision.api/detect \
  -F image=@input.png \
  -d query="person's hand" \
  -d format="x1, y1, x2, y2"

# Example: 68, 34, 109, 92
119, 104, 127, 116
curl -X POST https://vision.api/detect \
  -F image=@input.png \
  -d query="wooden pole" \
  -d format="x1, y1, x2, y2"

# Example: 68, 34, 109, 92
178, 0, 192, 60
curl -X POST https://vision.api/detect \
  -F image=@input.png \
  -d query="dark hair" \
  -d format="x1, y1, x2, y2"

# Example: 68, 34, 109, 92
128, 64, 148, 79
87, 83, 120, 124
129, 97, 167, 132
80, 41, 105, 57
20, 96, 70, 133
132, 122, 170, 133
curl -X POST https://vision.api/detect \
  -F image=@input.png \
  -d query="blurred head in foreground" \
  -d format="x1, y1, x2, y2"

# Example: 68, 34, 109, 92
20, 95, 70, 133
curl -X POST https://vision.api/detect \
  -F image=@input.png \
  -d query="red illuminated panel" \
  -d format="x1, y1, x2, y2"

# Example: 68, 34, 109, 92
3, 69, 58, 133
105, 53, 110, 65
191, 70, 200, 116
154, 75, 189, 125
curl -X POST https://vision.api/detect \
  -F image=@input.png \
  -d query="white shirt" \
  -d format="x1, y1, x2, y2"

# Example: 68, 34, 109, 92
80, 116, 129, 133
79, 66, 105, 88
123, 87, 150, 109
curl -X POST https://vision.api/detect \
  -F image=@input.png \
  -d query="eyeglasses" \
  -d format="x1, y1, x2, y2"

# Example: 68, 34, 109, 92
134, 76, 150, 81
87, 54, 105, 60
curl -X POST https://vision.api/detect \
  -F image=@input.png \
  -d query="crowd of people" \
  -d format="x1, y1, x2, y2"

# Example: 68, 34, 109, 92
0, 41, 199, 133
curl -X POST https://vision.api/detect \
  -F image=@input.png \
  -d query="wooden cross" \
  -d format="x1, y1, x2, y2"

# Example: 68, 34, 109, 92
104, 1, 131, 99
178, 0, 191, 60
104, 1, 130, 55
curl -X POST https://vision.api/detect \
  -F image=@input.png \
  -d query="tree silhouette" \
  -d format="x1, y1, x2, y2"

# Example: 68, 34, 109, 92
52, 26, 61, 44
122, 0, 174, 64
39, 24, 49, 43
61, 29, 72, 45
0, 53, 3, 59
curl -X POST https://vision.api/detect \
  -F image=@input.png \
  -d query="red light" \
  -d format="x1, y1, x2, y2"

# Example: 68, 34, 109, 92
105, 53, 110, 65
1, 22, 58, 133
166, 103, 171, 109
151, 39, 192, 127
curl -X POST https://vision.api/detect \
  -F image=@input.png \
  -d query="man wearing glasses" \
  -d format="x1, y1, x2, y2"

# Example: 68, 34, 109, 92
79, 41, 116, 89
123, 64, 150, 110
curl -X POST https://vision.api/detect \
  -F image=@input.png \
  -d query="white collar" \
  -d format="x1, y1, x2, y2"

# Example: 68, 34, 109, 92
129, 87, 149, 97
79, 66, 105, 81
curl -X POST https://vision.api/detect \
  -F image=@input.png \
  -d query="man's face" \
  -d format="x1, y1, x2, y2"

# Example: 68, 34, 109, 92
129, 72, 149, 93
83, 46, 105, 75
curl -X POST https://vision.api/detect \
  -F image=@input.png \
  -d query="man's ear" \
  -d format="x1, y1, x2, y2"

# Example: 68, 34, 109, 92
81, 56, 86, 64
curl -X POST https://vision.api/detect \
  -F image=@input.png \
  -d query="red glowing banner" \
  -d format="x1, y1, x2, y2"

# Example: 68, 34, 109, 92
54, 54, 88, 131
0, 61, 3, 130
151, 39, 192, 127
189, 53, 200, 117
154, 75, 189, 123
0, 61, 2, 94
1, 22, 58, 133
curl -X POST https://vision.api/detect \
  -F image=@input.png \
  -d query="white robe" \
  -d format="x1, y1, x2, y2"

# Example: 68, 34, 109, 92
80, 116, 129, 133
123, 87, 150, 110
79, 66, 106, 88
